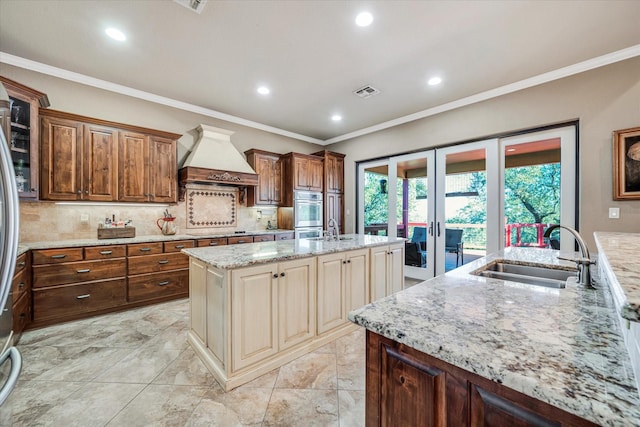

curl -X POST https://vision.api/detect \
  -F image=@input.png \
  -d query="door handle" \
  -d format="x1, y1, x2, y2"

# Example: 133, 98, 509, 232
429, 222, 434, 236
437, 222, 441, 237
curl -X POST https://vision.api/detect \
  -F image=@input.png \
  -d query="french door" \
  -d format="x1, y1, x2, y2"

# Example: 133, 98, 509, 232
357, 125, 576, 281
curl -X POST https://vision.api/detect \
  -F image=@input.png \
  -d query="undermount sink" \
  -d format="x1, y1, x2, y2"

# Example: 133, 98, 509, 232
473, 261, 577, 289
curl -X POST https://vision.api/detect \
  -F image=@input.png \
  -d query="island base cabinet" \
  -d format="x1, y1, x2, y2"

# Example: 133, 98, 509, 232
370, 243, 404, 302
367, 332, 597, 427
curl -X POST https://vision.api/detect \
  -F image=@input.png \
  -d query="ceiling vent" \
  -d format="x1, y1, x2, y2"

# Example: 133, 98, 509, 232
174, 0, 208, 14
353, 85, 380, 99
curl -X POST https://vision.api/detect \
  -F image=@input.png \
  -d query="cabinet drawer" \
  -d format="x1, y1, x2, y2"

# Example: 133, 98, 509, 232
163, 240, 195, 253
15, 252, 28, 275
33, 279, 126, 321
127, 242, 163, 256
84, 245, 126, 260
228, 236, 252, 245
196, 237, 228, 247
128, 252, 189, 275
276, 232, 295, 241
253, 234, 275, 242
128, 269, 189, 302
11, 267, 29, 302
32, 247, 84, 265
33, 259, 126, 288
12, 291, 32, 335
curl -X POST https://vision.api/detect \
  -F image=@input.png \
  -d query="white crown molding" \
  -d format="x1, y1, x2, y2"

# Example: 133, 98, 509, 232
323, 44, 640, 145
2, 44, 639, 146
0, 52, 324, 145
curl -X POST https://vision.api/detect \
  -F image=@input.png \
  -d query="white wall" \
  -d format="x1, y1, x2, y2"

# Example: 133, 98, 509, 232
327, 57, 640, 249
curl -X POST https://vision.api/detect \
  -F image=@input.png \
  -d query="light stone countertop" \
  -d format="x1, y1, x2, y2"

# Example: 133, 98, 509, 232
349, 246, 640, 426
594, 232, 640, 321
16, 229, 293, 253
182, 234, 405, 269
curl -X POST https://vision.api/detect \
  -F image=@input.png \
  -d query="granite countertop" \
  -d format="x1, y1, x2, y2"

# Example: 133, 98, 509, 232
594, 232, 640, 321
16, 229, 293, 252
349, 247, 640, 426
182, 234, 405, 269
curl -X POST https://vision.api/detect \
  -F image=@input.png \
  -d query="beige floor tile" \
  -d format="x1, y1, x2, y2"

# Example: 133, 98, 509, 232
237, 367, 279, 389
275, 351, 337, 390
187, 386, 273, 426
95, 345, 181, 384
18, 344, 91, 380
338, 390, 366, 427
5, 380, 86, 426
33, 346, 132, 382
263, 389, 339, 427
152, 347, 216, 386
337, 351, 366, 391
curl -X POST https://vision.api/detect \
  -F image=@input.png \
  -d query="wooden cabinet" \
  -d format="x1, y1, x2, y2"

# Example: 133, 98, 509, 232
39, 109, 179, 203
245, 149, 283, 206
231, 258, 315, 371
253, 234, 275, 242
196, 237, 228, 247
126, 240, 192, 303
40, 113, 118, 201
317, 249, 369, 334
275, 232, 295, 241
32, 245, 127, 324
11, 252, 32, 340
228, 236, 253, 245
280, 152, 324, 205
367, 331, 596, 427
370, 243, 404, 302
313, 150, 346, 234
0, 76, 50, 200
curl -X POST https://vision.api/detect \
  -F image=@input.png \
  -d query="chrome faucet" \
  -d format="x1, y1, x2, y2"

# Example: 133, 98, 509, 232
327, 218, 339, 241
543, 225, 594, 287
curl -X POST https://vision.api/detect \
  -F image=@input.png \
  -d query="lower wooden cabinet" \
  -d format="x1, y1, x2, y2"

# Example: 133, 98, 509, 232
367, 331, 597, 427
128, 270, 189, 303
12, 252, 31, 339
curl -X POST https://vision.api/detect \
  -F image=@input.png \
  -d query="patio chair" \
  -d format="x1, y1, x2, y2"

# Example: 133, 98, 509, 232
445, 229, 464, 267
404, 242, 426, 267
410, 226, 428, 258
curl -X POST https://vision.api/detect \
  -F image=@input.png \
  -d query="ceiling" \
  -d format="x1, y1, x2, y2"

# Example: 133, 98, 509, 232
1, 1, 639, 145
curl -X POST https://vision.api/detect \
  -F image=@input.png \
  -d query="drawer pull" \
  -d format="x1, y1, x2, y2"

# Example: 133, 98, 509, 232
209, 242, 218, 246
76, 294, 91, 299
51, 254, 67, 259
175, 245, 185, 249
100, 250, 113, 255
77, 269, 91, 273
18, 282, 25, 289
158, 281, 170, 286
158, 260, 169, 265
140, 248, 152, 252
237, 240, 246, 243
17, 261, 26, 268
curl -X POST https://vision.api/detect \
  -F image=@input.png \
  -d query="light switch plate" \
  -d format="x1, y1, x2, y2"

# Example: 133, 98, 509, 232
608, 207, 620, 219
80, 213, 89, 223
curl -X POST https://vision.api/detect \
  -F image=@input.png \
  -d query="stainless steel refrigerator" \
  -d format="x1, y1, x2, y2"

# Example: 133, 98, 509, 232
0, 85, 22, 406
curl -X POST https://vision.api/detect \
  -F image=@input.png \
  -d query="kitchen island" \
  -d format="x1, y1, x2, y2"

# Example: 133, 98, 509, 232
349, 246, 640, 426
182, 234, 405, 390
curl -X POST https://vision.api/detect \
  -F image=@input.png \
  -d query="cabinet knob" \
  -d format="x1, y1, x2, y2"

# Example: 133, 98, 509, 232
30, 187, 37, 192
18, 282, 25, 289
343, 261, 346, 264
280, 272, 285, 277
77, 190, 82, 194
85, 190, 89, 194
17, 261, 26, 268
273, 274, 278, 278
347, 260, 351, 263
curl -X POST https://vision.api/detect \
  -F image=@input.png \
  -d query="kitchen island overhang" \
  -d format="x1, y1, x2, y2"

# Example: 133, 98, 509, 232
182, 234, 405, 391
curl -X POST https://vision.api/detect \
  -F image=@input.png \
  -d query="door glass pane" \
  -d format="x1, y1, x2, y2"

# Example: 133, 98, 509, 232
397, 158, 428, 270
503, 138, 561, 249
363, 166, 389, 236
444, 148, 486, 271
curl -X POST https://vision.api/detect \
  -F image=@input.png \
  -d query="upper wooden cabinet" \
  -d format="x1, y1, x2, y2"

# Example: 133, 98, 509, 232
39, 109, 180, 203
281, 152, 324, 205
0, 76, 50, 200
313, 150, 345, 194
245, 149, 283, 206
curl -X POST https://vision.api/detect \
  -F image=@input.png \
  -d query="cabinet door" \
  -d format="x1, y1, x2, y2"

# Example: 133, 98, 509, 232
388, 244, 405, 295
370, 246, 389, 302
149, 136, 177, 203
308, 158, 324, 192
326, 192, 344, 234
271, 157, 283, 205
326, 154, 344, 193
278, 258, 315, 350
293, 156, 309, 190
40, 116, 83, 200
255, 154, 275, 204
83, 124, 118, 201
231, 264, 278, 371
189, 259, 207, 346
118, 131, 148, 202
317, 252, 346, 334
345, 249, 369, 313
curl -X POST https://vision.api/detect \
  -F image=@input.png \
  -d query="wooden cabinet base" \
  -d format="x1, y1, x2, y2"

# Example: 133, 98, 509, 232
128, 269, 189, 302
366, 331, 597, 427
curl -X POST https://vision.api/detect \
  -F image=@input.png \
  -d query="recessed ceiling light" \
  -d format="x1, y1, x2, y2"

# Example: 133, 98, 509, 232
355, 12, 373, 27
257, 86, 270, 95
105, 27, 126, 41
428, 76, 442, 86
331, 115, 342, 122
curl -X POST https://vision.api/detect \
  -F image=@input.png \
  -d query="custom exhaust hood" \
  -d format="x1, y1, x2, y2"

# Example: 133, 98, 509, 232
178, 125, 259, 191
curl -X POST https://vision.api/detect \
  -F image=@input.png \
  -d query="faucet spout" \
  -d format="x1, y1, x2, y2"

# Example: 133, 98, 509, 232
543, 225, 593, 287
327, 218, 339, 240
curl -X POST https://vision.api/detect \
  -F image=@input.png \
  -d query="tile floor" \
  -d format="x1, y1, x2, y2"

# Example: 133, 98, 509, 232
2, 298, 367, 426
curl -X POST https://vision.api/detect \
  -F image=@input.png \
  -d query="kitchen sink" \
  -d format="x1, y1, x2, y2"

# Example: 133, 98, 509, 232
306, 236, 354, 241
473, 261, 577, 289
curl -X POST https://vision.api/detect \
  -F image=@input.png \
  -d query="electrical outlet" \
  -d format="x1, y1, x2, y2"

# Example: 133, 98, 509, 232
80, 213, 89, 224
608, 207, 620, 219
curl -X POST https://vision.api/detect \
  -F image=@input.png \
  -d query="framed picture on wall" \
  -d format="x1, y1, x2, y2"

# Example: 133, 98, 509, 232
613, 126, 640, 200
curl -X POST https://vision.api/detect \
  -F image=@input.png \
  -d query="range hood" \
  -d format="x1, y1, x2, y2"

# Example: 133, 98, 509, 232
179, 125, 258, 189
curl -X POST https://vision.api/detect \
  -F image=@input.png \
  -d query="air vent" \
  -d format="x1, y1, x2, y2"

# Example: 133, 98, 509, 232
174, 0, 208, 14
353, 85, 380, 99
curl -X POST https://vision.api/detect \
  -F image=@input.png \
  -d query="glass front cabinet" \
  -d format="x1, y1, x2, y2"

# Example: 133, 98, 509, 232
0, 76, 50, 199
